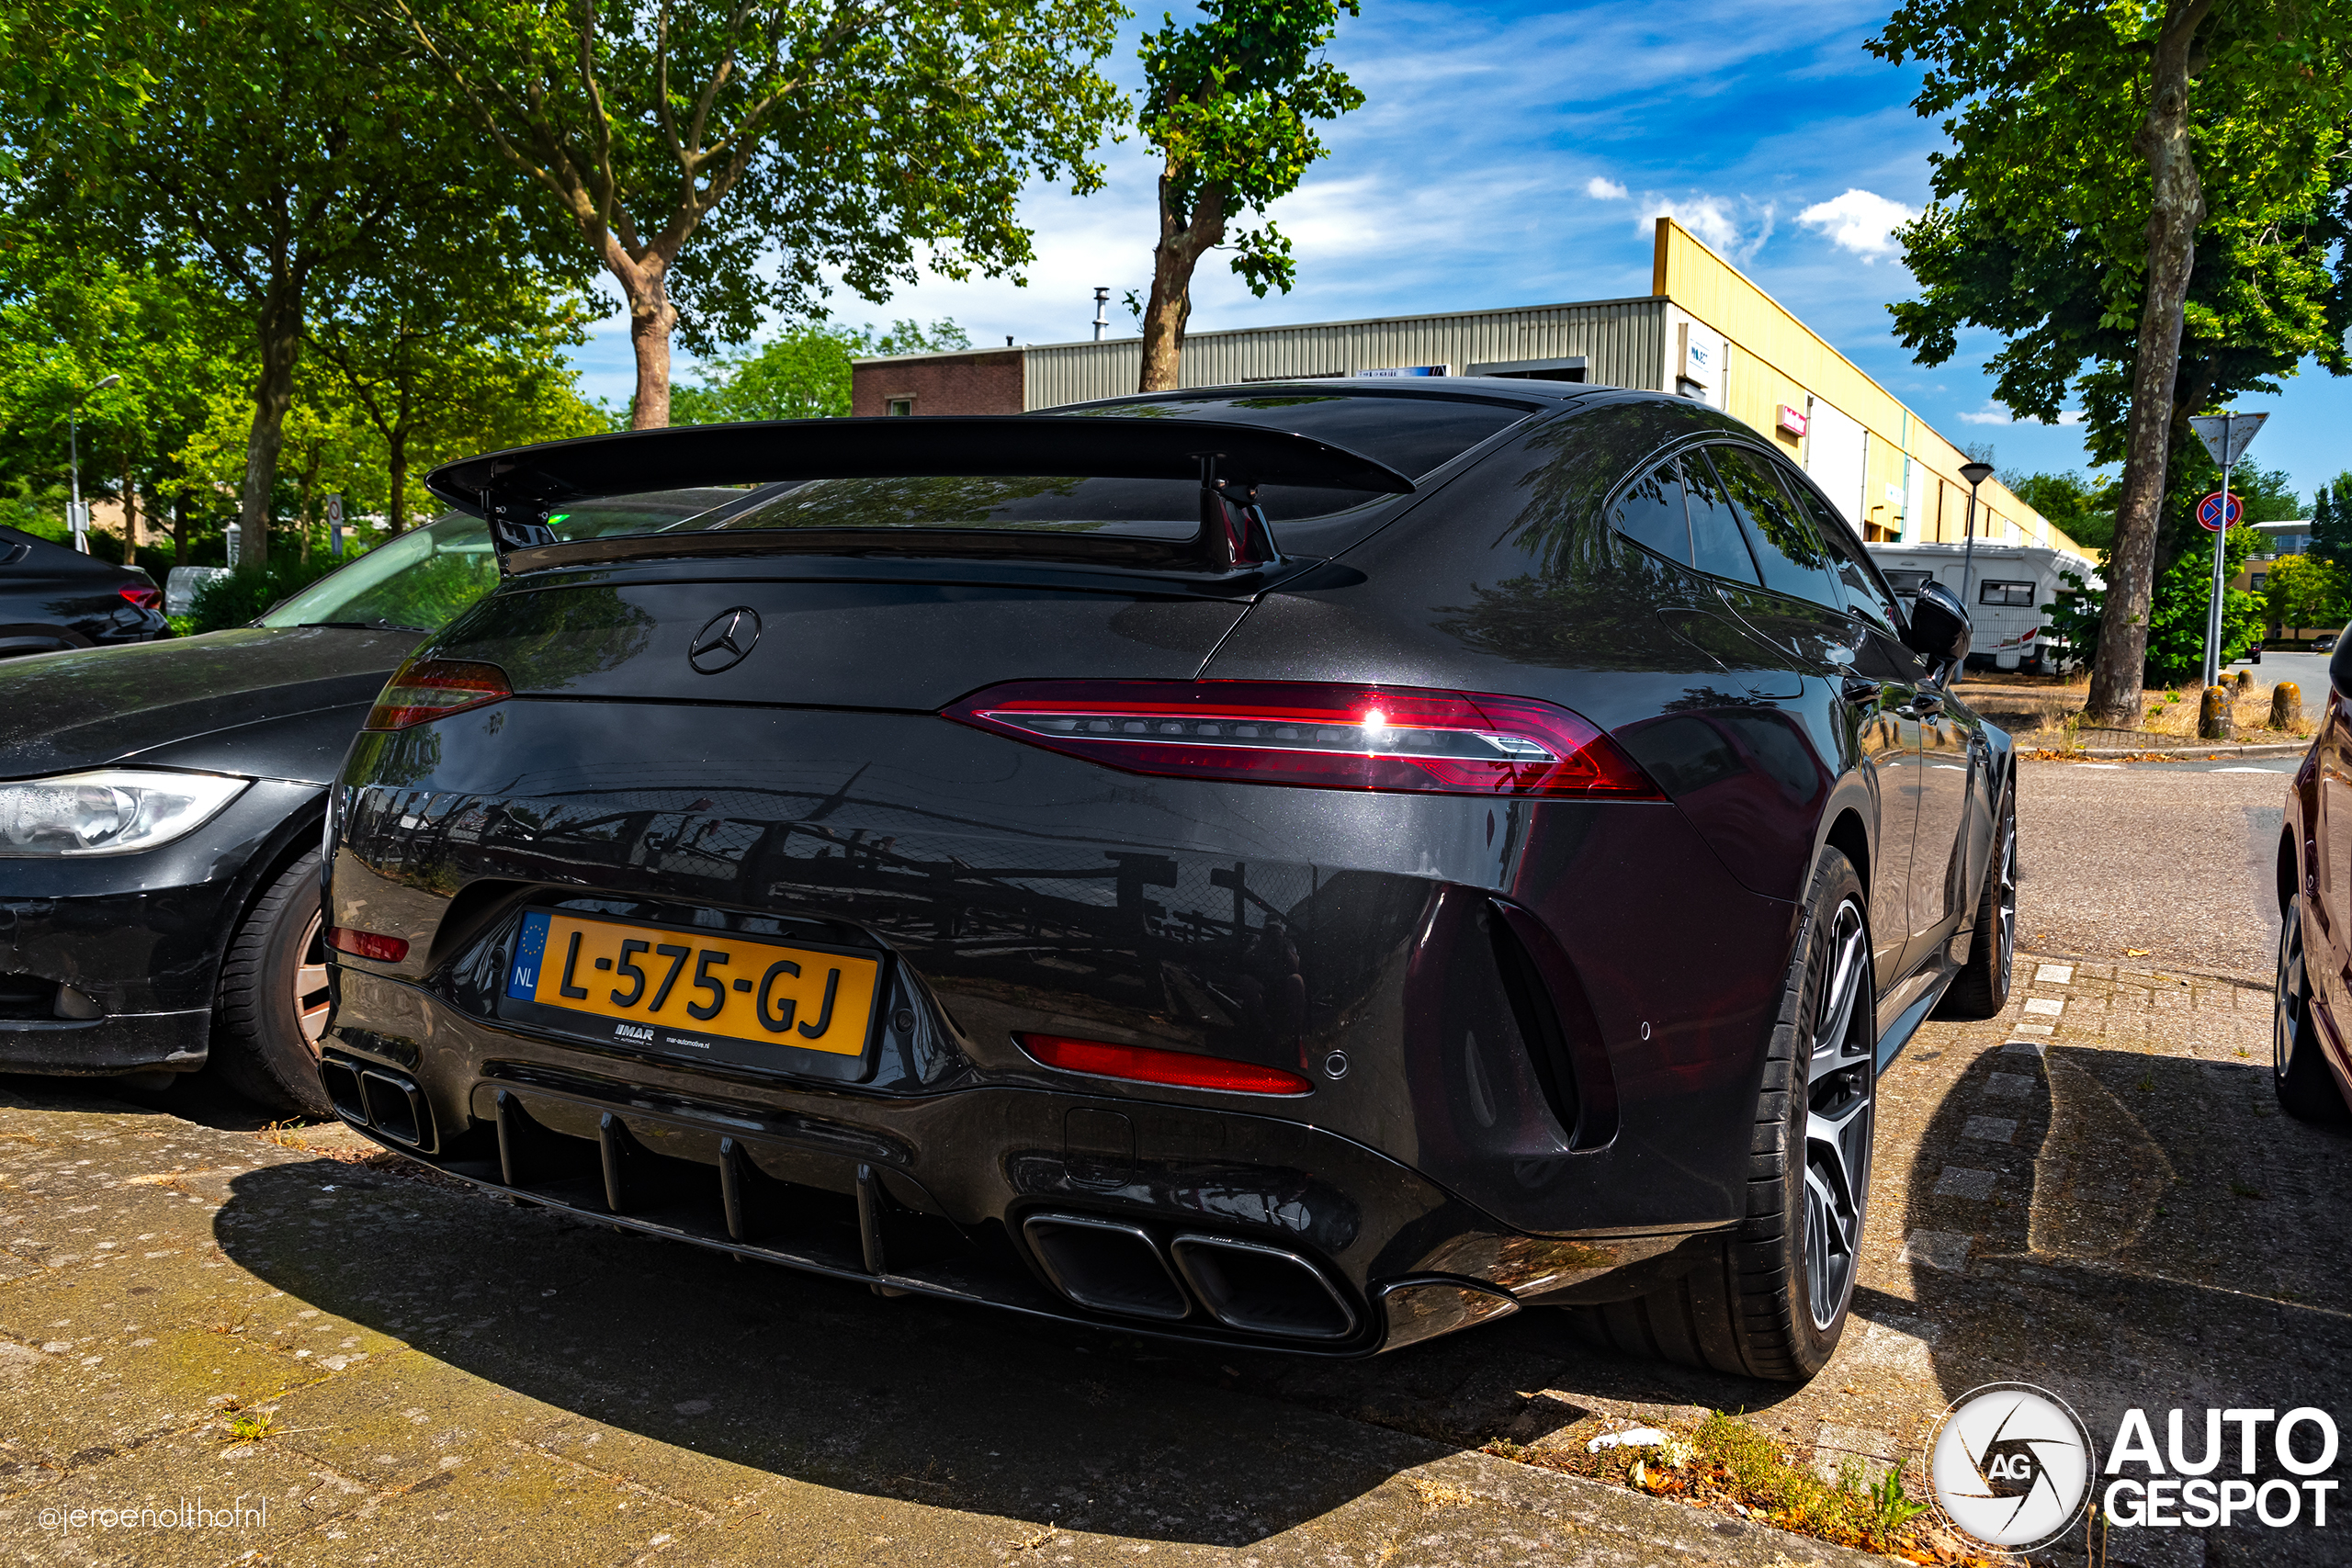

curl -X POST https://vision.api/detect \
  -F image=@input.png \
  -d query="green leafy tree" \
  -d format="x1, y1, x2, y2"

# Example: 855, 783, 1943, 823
2312, 471, 2352, 564
4, 0, 503, 568
673, 318, 967, 423
1869, 1, 2352, 726
2145, 522, 2266, 681
384, 0, 1122, 427
2264, 550, 2348, 634
1134, 0, 1365, 392
0, 225, 249, 569
2008, 470, 2118, 555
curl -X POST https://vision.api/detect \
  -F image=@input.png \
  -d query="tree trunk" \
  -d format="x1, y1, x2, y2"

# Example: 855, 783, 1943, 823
620, 258, 679, 428
387, 427, 409, 537
1138, 167, 1227, 393
237, 274, 307, 570
2086, 0, 2213, 727
172, 491, 189, 568
119, 462, 137, 568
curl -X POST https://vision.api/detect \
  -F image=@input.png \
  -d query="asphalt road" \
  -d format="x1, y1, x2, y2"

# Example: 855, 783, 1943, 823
2015, 755, 2291, 976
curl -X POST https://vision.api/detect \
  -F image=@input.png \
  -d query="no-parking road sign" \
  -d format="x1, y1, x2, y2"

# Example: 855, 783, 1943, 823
2196, 491, 2242, 532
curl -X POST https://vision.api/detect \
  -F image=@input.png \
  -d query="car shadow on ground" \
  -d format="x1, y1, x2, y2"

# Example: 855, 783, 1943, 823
1888, 1037, 2352, 1565
203, 1151, 1528, 1548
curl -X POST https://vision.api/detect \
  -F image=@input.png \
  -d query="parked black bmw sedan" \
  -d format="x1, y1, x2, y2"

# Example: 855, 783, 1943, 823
320, 383, 2015, 1380
0, 496, 730, 1111
1, 523, 168, 657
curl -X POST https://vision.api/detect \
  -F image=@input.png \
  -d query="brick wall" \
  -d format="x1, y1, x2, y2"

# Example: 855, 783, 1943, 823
851, 350, 1023, 417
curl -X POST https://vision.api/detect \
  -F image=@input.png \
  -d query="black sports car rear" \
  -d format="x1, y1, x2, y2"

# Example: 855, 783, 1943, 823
322, 383, 2015, 1379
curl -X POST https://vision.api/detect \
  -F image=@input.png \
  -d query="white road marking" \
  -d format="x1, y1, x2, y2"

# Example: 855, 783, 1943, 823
2034, 964, 2075, 984
2079, 763, 2124, 769
2210, 766, 2286, 773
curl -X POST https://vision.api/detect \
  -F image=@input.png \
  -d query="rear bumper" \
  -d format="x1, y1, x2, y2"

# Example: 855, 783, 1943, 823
318, 1013, 1720, 1356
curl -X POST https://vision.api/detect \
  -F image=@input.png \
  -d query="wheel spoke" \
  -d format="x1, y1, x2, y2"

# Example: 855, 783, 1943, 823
1811, 907, 1868, 1083
299, 1001, 331, 1043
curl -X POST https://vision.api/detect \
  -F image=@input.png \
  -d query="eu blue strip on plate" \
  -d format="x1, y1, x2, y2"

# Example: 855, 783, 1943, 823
506, 910, 551, 1000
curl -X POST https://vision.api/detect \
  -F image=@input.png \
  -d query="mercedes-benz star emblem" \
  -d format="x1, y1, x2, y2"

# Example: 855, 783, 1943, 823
687, 607, 761, 674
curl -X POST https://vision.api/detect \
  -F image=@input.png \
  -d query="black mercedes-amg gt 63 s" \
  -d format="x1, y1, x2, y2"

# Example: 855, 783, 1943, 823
321, 381, 2014, 1382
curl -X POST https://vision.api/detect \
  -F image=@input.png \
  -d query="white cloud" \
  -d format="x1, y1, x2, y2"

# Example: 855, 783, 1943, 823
1958, 403, 2086, 426
1585, 176, 1629, 201
1796, 188, 1916, 262
1637, 195, 1775, 263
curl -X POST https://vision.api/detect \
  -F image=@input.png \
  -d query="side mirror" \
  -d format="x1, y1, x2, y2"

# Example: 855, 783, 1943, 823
2331, 634, 2352, 700
1904, 580, 1973, 673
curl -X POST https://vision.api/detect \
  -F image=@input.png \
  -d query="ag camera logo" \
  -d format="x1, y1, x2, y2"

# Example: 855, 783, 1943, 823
1928, 1383, 2096, 1549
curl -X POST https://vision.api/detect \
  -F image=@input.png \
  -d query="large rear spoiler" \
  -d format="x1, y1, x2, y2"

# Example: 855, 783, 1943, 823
424, 415, 1417, 575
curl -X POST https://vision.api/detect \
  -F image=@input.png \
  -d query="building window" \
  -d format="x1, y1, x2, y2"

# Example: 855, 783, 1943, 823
887, 397, 915, 416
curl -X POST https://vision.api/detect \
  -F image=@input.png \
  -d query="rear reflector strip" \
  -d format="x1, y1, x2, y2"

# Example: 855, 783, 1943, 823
1018, 1032, 1312, 1096
326, 926, 409, 963
118, 584, 162, 610
948, 681, 1658, 798
365, 658, 512, 731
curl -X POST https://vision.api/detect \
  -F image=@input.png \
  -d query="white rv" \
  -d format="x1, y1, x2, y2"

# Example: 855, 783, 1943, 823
1865, 541, 2103, 674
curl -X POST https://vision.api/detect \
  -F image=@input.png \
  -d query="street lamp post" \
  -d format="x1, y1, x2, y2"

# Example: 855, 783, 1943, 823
1959, 459, 1996, 610
67, 373, 121, 555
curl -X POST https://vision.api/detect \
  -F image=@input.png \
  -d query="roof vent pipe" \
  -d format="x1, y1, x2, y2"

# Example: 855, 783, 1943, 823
1093, 287, 1110, 342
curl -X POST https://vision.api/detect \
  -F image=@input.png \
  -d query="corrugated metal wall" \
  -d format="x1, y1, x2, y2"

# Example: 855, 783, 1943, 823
1021, 298, 1668, 410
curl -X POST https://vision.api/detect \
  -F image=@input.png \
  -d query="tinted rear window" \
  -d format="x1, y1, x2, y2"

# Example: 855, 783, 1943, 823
545, 394, 1532, 547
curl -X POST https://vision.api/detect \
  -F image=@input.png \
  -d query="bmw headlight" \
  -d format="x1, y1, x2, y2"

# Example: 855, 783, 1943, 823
0, 769, 249, 857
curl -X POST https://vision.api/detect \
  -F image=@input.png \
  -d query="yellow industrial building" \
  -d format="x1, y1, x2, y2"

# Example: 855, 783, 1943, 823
853, 219, 2086, 559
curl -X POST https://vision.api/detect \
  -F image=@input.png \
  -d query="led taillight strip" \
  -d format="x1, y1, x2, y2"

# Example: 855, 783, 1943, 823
946, 680, 1658, 799
365, 658, 513, 732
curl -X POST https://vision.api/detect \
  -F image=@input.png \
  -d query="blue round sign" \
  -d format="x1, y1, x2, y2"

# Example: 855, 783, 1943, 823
2197, 491, 2241, 531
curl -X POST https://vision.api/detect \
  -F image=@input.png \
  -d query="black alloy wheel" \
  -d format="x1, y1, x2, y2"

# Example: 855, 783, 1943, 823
1936, 784, 2017, 1021
2274, 896, 2352, 1123
1571, 850, 1875, 1381
212, 850, 337, 1119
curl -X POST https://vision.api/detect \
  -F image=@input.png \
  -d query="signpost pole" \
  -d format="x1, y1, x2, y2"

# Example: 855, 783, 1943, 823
2205, 413, 2232, 689
2190, 410, 2267, 690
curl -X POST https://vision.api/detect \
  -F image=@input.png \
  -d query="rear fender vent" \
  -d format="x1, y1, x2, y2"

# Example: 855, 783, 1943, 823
1022, 1213, 1192, 1322
1169, 1233, 1356, 1340
1487, 899, 1619, 1149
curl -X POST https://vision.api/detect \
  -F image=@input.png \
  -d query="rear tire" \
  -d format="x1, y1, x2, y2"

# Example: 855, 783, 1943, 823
211, 850, 335, 1119
1567, 849, 1874, 1382
2275, 897, 2352, 1124
1935, 782, 2017, 1021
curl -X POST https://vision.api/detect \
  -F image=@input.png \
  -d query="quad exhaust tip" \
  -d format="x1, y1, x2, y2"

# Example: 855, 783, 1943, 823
320, 1055, 433, 1151
1170, 1232, 1357, 1341
1022, 1213, 1191, 1322
1022, 1212, 1358, 1341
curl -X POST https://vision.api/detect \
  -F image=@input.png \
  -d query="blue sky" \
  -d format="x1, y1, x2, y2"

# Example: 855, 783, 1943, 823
573, 0, 2350, 507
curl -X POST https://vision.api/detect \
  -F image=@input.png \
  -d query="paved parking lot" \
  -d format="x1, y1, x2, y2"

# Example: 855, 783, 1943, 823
4, 756, 2344, 1566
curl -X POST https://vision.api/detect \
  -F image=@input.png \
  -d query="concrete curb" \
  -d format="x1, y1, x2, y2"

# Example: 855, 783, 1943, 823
2040, 741, 2308, 761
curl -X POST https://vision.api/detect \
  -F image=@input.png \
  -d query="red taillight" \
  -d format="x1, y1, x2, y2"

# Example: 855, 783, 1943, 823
325, 926, 409, 963
947, 680, 1659, 799
1017, 1032, 1312, 1096
365, 658, 511, 731
119, 584, 162, 610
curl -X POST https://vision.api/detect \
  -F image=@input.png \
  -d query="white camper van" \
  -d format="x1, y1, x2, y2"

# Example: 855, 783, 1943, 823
1866, 541, 2102, 674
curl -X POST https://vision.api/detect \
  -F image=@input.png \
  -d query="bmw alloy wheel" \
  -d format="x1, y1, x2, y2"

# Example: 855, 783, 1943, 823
294, 909, 331, 1049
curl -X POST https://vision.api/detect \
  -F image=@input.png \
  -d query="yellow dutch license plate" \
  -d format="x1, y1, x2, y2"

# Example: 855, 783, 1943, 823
503, 910, 878, 1057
